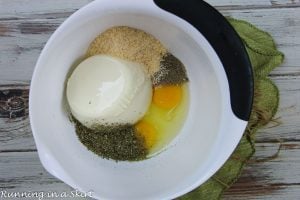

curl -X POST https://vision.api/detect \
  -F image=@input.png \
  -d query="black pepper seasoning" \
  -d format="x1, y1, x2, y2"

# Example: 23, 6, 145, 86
152, 53, 189, 86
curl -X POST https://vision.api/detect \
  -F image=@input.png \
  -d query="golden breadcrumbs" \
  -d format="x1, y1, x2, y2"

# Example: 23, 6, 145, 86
87, 26, 167, 75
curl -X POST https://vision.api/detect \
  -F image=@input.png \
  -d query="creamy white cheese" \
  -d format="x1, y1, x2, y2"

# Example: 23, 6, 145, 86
66, 55, 152, 128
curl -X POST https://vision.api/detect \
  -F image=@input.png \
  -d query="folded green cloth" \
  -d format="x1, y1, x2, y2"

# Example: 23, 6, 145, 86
179, 18, 284, 200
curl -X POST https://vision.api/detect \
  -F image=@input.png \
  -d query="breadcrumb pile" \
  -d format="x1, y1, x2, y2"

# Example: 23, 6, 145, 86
87, 26, 167, 75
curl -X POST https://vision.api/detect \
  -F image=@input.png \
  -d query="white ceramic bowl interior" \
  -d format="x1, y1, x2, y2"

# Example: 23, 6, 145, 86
29, 0, 247, 199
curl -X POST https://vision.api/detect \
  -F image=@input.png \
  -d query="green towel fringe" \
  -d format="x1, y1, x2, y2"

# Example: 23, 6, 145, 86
179, 17, 284, 200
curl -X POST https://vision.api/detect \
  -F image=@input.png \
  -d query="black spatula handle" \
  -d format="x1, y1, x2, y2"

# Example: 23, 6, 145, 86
154, 0, 253, 121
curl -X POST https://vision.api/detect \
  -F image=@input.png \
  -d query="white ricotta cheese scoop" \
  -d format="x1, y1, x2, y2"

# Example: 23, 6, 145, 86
66, 55, 152, 128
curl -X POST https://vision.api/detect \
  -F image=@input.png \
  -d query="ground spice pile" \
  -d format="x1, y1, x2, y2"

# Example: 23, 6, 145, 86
153, 53, 189, 86
72, 117, 147, 161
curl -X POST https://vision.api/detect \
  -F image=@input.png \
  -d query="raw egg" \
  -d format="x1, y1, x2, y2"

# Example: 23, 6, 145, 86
153, 85, 182, 109
136, 84, 189, 156
135, 120, 157, 149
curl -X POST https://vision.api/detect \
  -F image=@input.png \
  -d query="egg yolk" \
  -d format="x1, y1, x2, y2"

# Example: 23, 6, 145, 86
135, 121, 157, 149
153, 85, 182, 109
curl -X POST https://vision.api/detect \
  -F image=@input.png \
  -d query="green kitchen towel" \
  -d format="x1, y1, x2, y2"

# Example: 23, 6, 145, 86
179, 18, 284, 200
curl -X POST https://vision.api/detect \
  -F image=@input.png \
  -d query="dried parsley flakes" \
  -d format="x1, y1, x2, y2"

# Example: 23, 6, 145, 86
72, 117, 147, 161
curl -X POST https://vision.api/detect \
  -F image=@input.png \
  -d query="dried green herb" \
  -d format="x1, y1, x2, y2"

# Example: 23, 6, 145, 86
153, 53, 189, 86
72, 117, 147, 161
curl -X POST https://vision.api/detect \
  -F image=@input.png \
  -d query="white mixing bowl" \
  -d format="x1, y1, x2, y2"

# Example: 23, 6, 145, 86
29, 0, 253, 199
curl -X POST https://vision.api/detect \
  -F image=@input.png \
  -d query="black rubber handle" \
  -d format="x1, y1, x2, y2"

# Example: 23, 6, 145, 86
154, 0, 253, 121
